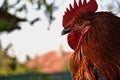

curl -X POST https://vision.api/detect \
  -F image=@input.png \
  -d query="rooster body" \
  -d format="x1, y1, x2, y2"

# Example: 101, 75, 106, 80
61, 0, 120, 80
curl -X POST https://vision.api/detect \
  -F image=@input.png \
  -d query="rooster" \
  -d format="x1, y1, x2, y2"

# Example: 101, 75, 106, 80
61, 0, 120, 80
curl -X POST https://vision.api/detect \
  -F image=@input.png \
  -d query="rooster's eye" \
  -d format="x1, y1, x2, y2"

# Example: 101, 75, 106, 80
78, 19, 82, 23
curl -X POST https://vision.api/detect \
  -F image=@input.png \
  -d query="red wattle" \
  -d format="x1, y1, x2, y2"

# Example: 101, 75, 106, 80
67, 31, 80, 50
67, 26, 91, 50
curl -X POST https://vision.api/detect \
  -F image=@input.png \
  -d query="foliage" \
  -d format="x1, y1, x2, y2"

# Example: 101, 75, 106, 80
0, 13, 25, 33
0, 0, 58, 33
62, 60, 70, 72
0, 50, 40, 76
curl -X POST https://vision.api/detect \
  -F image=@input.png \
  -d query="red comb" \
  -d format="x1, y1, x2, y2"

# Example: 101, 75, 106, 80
62, 0, 98, 27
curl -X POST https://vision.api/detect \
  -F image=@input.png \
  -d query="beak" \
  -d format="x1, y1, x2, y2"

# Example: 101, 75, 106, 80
61, 28, 72, 35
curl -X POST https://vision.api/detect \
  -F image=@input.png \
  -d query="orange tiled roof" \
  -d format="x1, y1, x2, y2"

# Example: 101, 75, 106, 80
27, 50, 72, 73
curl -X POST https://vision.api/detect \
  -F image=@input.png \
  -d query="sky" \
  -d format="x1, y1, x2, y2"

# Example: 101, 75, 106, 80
0, 0, 120, 63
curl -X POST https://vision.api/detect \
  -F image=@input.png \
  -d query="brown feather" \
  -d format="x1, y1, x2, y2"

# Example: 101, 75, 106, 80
70, 12, 120, 80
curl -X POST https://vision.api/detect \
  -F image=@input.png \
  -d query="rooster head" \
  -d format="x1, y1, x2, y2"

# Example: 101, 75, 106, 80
62, 0, 98, 50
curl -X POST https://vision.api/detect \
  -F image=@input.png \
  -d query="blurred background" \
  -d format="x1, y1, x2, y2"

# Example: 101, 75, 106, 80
0, 0, 120, 80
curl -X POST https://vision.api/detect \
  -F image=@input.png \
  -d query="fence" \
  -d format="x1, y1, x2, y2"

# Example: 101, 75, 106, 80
0, 72, 72, 80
